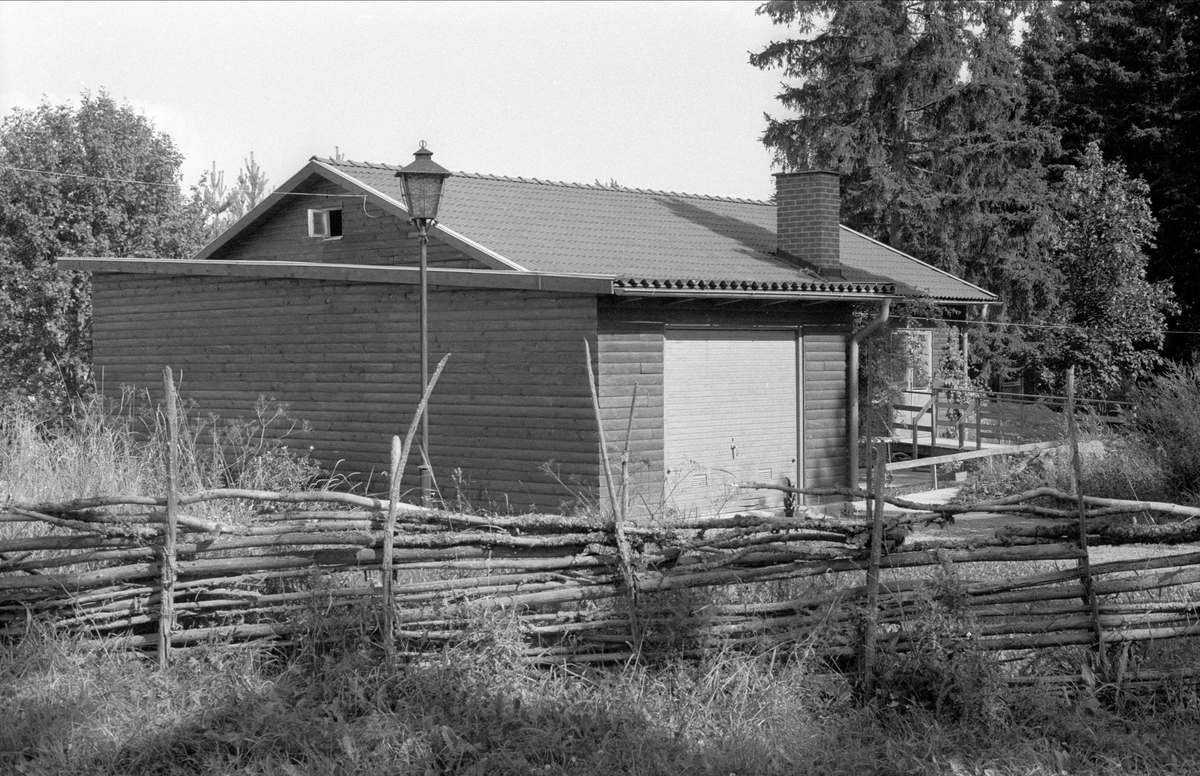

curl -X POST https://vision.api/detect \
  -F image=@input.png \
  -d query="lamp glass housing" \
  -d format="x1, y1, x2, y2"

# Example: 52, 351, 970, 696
400, 174, 446, 222
397, 143, 452, 224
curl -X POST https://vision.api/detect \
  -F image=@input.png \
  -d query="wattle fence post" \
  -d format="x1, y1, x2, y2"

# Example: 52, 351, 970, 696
158, 367, 180, 670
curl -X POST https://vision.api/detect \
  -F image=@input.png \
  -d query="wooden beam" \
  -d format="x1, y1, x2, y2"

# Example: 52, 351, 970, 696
884, 440, 1060, 472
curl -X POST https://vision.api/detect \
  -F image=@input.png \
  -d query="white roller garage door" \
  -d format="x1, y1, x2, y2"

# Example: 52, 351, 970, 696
663, 328, 800, 516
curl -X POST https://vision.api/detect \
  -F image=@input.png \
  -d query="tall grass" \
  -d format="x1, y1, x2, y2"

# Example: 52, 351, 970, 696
957, 431, 1173, 507
3, 623, 1199, 776
0, 394, 154, 504
1132, 364, 1200, 501
0, 390, 322, 507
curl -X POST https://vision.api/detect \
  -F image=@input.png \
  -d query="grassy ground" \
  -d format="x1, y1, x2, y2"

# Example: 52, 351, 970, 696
4, 623, 1200, 776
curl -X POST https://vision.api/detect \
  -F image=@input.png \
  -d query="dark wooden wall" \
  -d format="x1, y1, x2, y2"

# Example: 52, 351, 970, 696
597, 298, 853, 515
213, 176, 487, 269
91, 273, 601, 512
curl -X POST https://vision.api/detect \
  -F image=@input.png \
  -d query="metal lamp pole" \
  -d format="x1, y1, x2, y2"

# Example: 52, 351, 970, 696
396, 142, 452, 507
418, 219, 430, 505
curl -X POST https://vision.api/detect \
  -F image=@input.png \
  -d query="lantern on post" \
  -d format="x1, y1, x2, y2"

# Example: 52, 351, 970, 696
396, 142, 452, 507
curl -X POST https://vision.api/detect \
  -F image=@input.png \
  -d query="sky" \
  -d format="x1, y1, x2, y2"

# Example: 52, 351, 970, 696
0, 1, 793, 201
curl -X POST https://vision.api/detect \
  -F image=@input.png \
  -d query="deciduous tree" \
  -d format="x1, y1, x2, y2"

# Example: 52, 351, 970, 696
1039, 142, 1176, 395
0, 91, 203, 409
1022, 0, 1200, 358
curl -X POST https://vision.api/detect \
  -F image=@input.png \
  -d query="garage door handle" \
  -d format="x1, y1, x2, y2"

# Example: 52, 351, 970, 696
730, 443, 738, 459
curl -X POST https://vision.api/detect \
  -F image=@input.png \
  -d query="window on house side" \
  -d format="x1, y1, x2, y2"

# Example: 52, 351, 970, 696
308, 208, 343, 239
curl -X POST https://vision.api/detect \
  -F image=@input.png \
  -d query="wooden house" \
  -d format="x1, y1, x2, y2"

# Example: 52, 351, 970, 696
61, 158, 994, 516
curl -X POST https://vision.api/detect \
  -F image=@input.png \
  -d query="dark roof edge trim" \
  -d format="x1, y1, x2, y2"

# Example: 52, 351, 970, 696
613, 287, 896, 302
839, 225, 998, 303
57, 258, 615, 295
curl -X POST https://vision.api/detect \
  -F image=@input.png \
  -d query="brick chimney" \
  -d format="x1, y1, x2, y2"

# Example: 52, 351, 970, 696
774, 170, 843, 278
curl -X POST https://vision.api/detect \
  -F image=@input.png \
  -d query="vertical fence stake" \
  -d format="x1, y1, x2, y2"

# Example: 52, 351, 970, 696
1067, 367, 1108, 677
931, 389, 939, 448
158, 367, 180, 670
584, 339, 641, 658
382, 436, 401, 660
620, 383, 639, 529
974, 396, 982, 450
861, 442, 886, 699
381, 354, 451, 658
958, 395, 966, 451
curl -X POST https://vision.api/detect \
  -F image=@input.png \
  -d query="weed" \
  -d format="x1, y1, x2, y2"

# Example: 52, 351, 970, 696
1131, 364, 1200, 501
872, 560, 1005, 727
0, 390, 324, 514
956, 431, 1170, 508
6, 622, 1200, 775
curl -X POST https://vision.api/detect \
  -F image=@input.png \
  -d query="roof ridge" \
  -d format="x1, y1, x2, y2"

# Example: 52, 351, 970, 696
314, 157, 771, 205
453, 170, 772, 205
312, 156, 406, 172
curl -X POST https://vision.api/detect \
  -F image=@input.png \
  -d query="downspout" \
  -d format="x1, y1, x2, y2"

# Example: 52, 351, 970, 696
847, 299, 892, 488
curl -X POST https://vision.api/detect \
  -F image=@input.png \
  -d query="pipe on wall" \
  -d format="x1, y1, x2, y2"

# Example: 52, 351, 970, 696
846, 299, 892, 487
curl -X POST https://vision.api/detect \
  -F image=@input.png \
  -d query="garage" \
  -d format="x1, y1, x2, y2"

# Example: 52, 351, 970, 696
662, 327, 801, 516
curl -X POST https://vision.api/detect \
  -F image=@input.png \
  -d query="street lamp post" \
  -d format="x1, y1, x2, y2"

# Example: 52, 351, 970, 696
396, 142, 452, 507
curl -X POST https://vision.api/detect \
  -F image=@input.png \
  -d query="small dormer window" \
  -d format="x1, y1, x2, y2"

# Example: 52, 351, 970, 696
308, 208, 343, 239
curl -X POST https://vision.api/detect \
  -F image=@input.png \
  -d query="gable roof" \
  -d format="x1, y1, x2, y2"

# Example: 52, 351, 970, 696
198, 157, 995, 303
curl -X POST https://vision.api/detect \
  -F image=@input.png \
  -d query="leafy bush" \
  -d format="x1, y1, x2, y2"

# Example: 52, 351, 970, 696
1131, 364, 1200, 501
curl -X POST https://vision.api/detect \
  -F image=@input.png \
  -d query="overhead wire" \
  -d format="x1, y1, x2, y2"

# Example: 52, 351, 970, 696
917, 316, 1200, 337
1, 164, 179, 188
0, 163, 382, 214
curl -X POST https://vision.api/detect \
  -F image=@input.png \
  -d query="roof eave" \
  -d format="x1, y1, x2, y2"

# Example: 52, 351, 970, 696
57, 257, 614, 295
839, 225, 999, 304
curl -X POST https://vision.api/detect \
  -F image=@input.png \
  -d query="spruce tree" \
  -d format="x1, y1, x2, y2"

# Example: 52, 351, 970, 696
753, 0, 1061, 382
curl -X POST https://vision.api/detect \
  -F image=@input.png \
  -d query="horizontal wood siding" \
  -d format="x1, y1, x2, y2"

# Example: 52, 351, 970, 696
596, 321, 664, 518
216, 177, 488, 269
598, 299, 852, 515
92, 274, 600, 512
803, 332, 848, 491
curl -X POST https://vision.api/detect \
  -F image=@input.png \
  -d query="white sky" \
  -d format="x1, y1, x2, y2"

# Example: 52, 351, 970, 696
0, 1, 790, 201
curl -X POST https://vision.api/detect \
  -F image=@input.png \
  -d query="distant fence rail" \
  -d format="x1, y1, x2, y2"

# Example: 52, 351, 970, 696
882, 388, 1132, 459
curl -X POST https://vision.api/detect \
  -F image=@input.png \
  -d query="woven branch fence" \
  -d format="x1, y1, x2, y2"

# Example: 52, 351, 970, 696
3, 368, 1200, 685
5, 471, 1200, 673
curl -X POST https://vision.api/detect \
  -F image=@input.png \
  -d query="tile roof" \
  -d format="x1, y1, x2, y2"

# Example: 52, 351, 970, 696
313, 158, 995, 303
